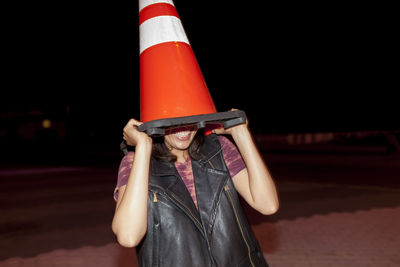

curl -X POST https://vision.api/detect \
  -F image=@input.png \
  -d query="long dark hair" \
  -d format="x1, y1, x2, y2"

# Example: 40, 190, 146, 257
152, 129, 205, 162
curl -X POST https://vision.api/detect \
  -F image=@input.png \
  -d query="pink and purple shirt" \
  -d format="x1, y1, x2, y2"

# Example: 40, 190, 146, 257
113, 135, 246, 208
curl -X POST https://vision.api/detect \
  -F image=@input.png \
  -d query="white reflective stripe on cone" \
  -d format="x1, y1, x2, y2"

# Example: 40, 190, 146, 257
139, 0, 175, 13
139, 15, 190, 54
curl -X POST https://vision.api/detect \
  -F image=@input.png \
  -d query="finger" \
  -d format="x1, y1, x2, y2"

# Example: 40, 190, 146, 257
127, 118, 136, 125
132, 120, 143, 128
127, 118, 141, 127
213, 128, 224, 135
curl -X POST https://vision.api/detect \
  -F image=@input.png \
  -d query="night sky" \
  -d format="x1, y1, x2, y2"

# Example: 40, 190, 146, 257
2, 1, 398, 156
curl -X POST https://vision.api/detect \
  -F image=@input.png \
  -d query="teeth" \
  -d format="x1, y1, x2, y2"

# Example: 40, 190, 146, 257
175, 131, 190, 138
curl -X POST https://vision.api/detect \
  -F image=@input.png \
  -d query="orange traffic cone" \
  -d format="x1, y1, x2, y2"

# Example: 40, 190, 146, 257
138, 0, 245, 136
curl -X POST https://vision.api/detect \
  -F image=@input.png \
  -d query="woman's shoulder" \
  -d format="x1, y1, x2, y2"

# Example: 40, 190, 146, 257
216, 135, 235, 150
216, 134, 246, 177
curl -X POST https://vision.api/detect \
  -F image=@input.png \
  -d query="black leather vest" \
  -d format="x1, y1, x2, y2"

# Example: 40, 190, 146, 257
136, 134, 268, 267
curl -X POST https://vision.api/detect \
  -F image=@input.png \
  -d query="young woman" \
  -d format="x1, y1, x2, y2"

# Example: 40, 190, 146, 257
112, 112, 279, 266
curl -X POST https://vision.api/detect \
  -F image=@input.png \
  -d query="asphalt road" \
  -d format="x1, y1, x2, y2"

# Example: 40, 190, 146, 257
1, 147, 399, 266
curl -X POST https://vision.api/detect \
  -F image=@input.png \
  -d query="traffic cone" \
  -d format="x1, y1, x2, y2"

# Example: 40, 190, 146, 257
138, 0, 245, 136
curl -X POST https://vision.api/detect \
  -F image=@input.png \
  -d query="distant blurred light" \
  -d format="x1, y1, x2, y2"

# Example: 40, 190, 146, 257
42, 119, 51, 129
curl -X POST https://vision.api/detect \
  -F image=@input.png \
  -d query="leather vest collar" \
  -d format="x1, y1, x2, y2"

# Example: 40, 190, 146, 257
148, 134, 227, 236
149, 133, 222, 178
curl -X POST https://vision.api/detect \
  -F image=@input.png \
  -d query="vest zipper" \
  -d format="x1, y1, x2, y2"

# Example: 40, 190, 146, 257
168, 193, 217, 266
224, 185, 255, 267
167, 192, 203, 230
208, 160, 216, 169
153, 192, 158, 202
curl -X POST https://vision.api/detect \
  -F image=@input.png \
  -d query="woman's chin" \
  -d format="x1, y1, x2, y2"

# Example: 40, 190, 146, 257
170, 138, 192, 150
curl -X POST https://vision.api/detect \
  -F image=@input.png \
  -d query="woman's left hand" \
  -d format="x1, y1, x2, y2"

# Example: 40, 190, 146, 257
214, 109, 279, 215
213, 108, 249, 136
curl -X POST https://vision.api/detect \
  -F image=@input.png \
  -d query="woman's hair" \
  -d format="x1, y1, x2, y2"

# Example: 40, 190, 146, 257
152, 129, 205, 162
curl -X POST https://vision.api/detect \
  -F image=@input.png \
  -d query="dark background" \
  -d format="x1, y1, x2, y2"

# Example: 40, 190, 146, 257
1, 1, 398, 164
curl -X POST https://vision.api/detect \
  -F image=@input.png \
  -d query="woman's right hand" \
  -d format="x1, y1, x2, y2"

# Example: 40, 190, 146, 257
114, 119, 152, 247
123, 119, 152, 147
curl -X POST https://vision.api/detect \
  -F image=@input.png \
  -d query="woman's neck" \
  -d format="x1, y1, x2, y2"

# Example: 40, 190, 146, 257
171, 149, 189, 163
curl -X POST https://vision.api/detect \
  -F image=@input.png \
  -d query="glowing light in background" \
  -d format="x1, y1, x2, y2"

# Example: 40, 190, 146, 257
42, 119, 51, 129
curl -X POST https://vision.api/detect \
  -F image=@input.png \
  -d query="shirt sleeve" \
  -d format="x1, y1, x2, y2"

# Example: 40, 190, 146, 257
113, 151, 135, 202
217, 135, 246, 178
